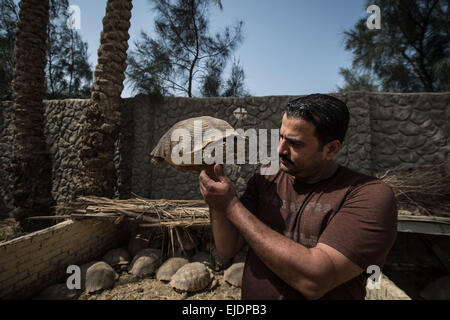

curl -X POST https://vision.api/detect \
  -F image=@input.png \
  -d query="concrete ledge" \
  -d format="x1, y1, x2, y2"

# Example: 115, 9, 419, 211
0, 219, 131, 300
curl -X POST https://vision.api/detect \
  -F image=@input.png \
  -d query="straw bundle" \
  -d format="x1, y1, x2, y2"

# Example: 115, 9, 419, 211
55, 195, 211, 227
378, 161, 450, 217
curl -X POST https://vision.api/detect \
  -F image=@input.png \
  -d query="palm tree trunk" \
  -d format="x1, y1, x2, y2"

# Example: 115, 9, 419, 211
78, 0, 133, 197
11, 0, 54, 232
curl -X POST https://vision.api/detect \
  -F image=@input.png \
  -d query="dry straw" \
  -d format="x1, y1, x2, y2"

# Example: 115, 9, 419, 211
378, 161, 450, 217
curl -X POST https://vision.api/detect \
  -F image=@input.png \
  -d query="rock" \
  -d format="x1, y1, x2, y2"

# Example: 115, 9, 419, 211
224, 262, 244, 288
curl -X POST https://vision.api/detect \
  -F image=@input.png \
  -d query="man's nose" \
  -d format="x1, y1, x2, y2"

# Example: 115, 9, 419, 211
278, 138, 288, 155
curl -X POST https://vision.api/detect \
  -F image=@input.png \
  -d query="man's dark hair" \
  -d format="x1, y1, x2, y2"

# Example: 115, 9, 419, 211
285, 94, 350, 147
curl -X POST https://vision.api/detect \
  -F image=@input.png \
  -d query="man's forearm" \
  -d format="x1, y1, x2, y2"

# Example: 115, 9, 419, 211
226, 200, 336, 299
210, 207, 244, 258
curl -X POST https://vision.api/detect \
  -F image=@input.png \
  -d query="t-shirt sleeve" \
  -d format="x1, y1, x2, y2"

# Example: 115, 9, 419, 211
239, 172, 260, 215
318, 180, 398, 270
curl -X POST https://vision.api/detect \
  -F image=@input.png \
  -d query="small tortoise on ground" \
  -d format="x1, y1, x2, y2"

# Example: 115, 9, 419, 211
169, 262, 217, 297
128, 248, 162, 278
156, 257, 190, 282
82, 261, 118, 294
102, 247, 131, 272
150, 116, 245, 172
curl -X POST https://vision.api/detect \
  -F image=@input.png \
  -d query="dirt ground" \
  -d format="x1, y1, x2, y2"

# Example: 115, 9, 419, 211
78, 272, 241, 300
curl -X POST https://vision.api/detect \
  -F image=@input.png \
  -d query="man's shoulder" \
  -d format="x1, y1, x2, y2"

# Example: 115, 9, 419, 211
337, 165, 395, 200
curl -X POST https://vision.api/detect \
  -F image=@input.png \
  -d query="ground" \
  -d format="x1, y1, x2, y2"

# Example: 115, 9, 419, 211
78, 272, 241, 300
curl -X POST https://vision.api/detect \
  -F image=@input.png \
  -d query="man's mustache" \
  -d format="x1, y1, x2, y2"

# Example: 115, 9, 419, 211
279, 155, 292, 164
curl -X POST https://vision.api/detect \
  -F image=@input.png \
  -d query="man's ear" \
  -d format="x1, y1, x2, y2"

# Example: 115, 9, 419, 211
322, 140, 341, 160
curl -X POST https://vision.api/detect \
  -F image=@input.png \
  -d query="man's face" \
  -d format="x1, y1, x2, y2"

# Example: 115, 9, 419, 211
278, 113, 326, 181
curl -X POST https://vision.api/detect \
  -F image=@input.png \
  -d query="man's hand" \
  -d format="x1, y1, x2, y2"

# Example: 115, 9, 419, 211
199, 164, 239, 214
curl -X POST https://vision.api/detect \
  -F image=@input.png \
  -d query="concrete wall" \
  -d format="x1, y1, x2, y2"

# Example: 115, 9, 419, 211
0, 92, 449, 217
0, 219, 131, 299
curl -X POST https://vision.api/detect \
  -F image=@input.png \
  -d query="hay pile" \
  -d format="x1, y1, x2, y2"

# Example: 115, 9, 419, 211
378, 161, 450, 217
55, 195, 210, 228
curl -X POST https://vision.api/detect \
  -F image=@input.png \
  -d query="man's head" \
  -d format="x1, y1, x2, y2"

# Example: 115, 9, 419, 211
278, 94, 350, 182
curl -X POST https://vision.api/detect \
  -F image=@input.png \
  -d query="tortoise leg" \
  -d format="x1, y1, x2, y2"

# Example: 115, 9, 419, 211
180, 292, 188, 300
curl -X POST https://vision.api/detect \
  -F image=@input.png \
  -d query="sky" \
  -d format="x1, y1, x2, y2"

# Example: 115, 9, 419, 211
66, 0, 369, 98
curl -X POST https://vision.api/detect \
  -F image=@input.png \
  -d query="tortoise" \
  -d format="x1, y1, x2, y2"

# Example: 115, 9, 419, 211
82, 261, 118, 294
128, 248, 162, 278
102, 247, 131, 273
150, 116, 246, 172
156, 257, 189, 282
224, 262, 245, 288
169, 262, 217, 296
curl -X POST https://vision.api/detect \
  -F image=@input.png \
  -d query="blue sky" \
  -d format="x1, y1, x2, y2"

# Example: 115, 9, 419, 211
67, 0, 368, 97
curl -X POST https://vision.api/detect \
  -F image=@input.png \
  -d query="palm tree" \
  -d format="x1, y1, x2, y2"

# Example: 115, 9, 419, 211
78, 0, 133, 197
11, 0, 54, 232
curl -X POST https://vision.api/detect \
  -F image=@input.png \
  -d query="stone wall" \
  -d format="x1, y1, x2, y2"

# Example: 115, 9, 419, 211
0, 92, 449, 217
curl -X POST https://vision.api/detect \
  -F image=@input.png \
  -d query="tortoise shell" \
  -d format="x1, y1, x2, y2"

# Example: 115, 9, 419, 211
169, 262, 213, 293
83, 261, 117, 294
156, 257, 190, 282
150, 116, 245, 171
128, 248, 162, 277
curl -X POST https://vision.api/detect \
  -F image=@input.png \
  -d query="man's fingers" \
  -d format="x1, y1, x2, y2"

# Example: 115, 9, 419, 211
199, 169, 213, 185
214, 164, 228, 182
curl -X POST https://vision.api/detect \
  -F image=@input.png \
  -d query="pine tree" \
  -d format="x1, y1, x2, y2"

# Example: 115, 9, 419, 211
126, 0, 244, 97
342, 0, 450, 92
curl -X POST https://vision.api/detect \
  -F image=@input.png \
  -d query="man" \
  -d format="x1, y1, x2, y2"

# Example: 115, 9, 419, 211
199, 94, 397, 300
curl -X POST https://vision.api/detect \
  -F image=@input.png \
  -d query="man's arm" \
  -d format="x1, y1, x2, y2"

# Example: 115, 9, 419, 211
209, 207, 245, 258
225, 199, 363, 299
199, 165, 364, 300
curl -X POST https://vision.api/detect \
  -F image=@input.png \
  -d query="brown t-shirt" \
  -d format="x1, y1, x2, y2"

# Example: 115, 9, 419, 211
239, 165, 398, 300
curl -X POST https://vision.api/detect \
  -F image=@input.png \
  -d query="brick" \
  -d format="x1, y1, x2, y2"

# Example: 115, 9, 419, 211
0, 272, 25, 290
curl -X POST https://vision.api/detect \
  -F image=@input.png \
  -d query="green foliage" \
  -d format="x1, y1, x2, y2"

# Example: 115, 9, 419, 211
337, 67, 380, 92
126, 0, 247, 98
342, 0, 450, 92
0, 0, 92, 101
221, 59, 250, 97
46, 0, 92, 99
